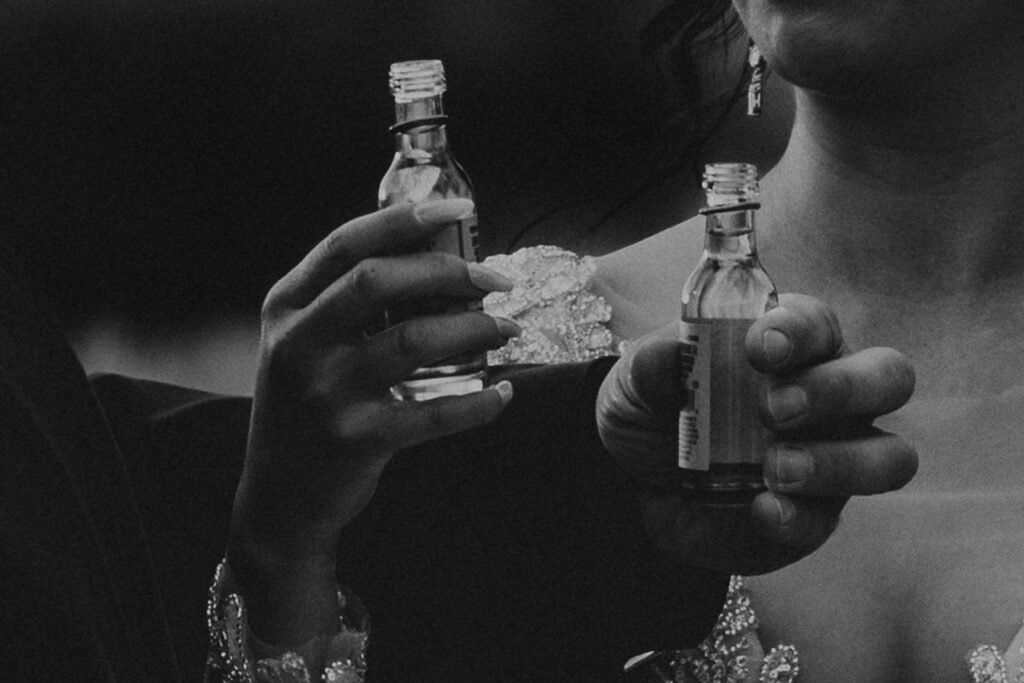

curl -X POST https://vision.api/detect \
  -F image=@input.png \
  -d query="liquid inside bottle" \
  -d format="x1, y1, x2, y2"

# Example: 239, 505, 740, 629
378, 60, 485, 401
678, 163, 778, 505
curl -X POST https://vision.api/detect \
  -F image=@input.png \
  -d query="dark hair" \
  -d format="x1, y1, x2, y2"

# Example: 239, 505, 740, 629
509, 0, 750, 248
640, 0, 747, 167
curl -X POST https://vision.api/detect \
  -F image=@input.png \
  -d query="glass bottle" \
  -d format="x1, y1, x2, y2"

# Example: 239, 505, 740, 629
678, 162, 778, 504
378, 59, 485, 401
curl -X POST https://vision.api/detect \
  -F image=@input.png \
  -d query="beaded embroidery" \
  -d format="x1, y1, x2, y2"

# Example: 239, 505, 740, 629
212, 246, 1023, 681
968, 619, 1024, 683
672, 577, 799, 683
206, 560, 368, 683
482, 247, 799, 682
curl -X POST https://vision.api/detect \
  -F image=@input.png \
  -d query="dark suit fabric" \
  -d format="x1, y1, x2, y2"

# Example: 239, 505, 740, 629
339, 361, 728, 682
0, 273, 724, 681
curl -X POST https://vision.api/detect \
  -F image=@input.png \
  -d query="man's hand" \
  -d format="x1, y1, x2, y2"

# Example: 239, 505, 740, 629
596, 294, 917, 575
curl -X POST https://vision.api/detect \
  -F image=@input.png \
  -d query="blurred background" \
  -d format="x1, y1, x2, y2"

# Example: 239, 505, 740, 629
1, 0, 786, 394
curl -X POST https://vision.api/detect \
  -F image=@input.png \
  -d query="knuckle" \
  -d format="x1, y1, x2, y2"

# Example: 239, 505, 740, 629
815, 363, 856, 417
347, 259, 384, 301
319, 232, 361, 275
261, 284, 283, 319
422, 399, 452, 433
391, 322, 419, 359
261, 325, 302, 372
426, 250, 459, 271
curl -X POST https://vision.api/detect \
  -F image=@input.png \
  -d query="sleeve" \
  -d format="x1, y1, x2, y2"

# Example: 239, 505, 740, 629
89, 373, 253, 682
487, 360, 730, 655
89, 375, 373, 683
337, 359, 729, 682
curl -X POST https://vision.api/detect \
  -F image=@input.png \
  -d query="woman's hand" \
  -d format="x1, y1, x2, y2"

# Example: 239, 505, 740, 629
596, 293, 918, 576
227, 198, 517, 644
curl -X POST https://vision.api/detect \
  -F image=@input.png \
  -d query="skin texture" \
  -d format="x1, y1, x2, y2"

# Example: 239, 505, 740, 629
593, 0, 1024, 678
229, 201, 921, 652
228, 199, 518, 645
596, 294, 917, 576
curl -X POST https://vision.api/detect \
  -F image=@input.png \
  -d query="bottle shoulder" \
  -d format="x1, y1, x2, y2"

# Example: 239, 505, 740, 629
379, 154, 473, 205
682, 259, 778, 318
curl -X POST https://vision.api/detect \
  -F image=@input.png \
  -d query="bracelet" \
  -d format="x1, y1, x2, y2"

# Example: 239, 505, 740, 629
206, 560, 369, 683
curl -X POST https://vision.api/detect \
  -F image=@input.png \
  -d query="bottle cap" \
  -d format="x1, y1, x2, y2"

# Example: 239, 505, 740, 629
702, 163, 759, 207
390, 60, 446, 103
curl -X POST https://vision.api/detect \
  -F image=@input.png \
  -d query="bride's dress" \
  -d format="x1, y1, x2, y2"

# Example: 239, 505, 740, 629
483, 246, 1024, 683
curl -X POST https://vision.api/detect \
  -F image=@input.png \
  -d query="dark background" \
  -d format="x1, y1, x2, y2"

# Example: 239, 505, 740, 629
1, 0, 686, 330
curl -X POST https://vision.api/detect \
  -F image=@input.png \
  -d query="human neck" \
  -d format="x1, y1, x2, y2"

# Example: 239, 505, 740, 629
761, 80, 1024, 299
755, 70, 1024, 397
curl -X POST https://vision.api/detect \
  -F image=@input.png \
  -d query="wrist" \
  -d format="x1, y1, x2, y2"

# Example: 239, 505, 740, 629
226, 537, 340, 646
208, 559, 369, 682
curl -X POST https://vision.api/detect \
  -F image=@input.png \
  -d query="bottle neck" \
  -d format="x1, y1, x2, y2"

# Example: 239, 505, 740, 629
393, 94, 449, 154
703, 206, 760, 260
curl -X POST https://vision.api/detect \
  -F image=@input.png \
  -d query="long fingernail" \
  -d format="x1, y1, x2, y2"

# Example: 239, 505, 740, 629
768, 385, 807, 424
413, 198, 475, 226
767, 446, 813, 487
467, 263, 515, 292
492, 316, 522, 338
763, 329, 792, 366
494, 380, 513, 405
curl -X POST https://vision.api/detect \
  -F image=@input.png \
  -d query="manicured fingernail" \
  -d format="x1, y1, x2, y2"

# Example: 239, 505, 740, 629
467, 262, 515, 292
768, 446, 813, 487
767, 385, 807, 424
413, 198, 475, 226
763, 329, 792, 366
492, 316, 521, 338
494, 380, 513, 405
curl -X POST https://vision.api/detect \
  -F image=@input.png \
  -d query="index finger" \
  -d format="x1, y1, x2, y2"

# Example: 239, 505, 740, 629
270, 198, 475, 310
746, 293, 847, 375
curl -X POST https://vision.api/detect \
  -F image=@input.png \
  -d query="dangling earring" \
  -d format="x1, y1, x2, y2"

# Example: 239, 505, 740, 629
747, 39, 767, 116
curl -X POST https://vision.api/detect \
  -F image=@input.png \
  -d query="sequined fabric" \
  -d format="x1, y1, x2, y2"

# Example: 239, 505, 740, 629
482, 247, 798, 682
206, 561, 369, 683
968, 621, 1024, 682
670, 577, 799, 683
482, 245, 620, 364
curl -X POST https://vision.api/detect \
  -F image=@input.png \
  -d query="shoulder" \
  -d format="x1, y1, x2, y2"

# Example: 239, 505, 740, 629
591, 217, 705, 339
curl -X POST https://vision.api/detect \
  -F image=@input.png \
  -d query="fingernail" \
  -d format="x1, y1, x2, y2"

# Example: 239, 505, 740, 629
772, 496, 795, 527
767, 385, 807, 424
492, 316, 522, 338
413, 198, 475, 226
494, 380, 513, 405
467, 262, 515, 293
763, 329, 792, 366
767, 446, 813, 487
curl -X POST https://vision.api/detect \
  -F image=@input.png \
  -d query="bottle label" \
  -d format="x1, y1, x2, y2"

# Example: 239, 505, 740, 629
678, 318, 771, 471
425, 214, 479, 261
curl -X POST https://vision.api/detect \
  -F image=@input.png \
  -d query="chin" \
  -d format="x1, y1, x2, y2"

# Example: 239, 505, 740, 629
745, 11, 935, 100
739, 0, 1022, 95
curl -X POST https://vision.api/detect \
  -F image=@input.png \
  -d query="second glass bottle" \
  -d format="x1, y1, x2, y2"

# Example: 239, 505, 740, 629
678, 162, 778, 504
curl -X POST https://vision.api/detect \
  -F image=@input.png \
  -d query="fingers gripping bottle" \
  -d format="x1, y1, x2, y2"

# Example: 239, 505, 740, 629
678, 163, 778, 504
378, 59, 485, 401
